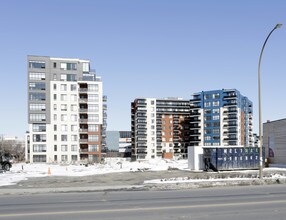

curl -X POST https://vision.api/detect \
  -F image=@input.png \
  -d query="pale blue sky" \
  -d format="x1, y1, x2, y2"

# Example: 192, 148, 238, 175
0, 0, 286, 138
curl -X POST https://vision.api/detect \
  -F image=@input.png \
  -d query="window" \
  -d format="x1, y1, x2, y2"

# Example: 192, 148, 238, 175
29, 72, 45, 80
60, 63, 77, 70
71, 84, 77, 91
205, 136, 211, 140
29, 103, 46, 111
61, 94, 67, 101
205, 129, 212, 134
204, 94, 211, 100
204, 102, 211, 107
213, 93, 220, 99
61, 135, 67, 142
29, 61, 45, 69
88, 124, 98, 132
71, 114, 77, 122
213, 129, 220, 134
61, 125, 67, 131
67, 74, 76, 81
213, 108, 219, 114
204, 109, 211, 114
213, 122, 220, 127
88, 114, 99, 122
88, 104, 99, 112
89, 145, 98, 152
61, 155, 68, 161
83, 63, 89, 72
30, 114, 46, 122
53, 104, 57, 111
54, 125, 57, 131
71, 94, 77, 101
53, 84, 57, 90
29, 82, 45, 91
205, 116, 211, 121
213, 101, 220, 107
71, 135, 77, 141
53, 94, 57, 100
61, 145, 68, 151
53, 74, 57, 80
54, 114, 57, 121
33, 155, 46, 162
61, 114, 67, 121
60, 84, 67, 91
53, 62, 57, 68
61, 104, 67, 111
71, 125, 78, 131
88, 94, 99, 102
61, 74, 67, 81
88, 84, 98, 92
54, 135, 57, 141
151, 100, 155, 105
32, 124, 46, 132
33, 134, 46, 142
71, 104, 77, 111
88, 135, 98, 142
29, 93, 45, 101
71, 145, 77, 151
54, 145, 57, 151
213, 115, 219, 120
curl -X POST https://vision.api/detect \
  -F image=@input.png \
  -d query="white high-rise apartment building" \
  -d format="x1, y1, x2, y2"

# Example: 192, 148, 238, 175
27, 56, 107, 163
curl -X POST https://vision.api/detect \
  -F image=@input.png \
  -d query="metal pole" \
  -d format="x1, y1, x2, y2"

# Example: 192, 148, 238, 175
258, 24, 282, 179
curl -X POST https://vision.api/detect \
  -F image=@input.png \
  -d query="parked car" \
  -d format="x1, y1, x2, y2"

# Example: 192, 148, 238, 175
0, 153, 12, 171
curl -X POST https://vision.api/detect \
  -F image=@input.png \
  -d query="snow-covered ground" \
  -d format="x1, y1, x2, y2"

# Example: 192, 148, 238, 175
1, 158, 286, 187
0, 158, 188, 186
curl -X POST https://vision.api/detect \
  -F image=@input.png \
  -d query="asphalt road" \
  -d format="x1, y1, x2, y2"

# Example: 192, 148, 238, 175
0, 184, 286, 220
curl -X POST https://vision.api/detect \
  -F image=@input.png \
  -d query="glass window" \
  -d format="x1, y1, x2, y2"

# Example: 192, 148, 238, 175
88, 94, 99, 102
29, 93, 45, 101
60, 84, 67, 91
88, 145, 98, 152
213, 101, 220, 107
61, 74, 67, 81
204, 102, 211, 107
61, 125, 67, 131
61, 114, 67, 121
71, 125, 78, 131
61, 94, 67, 101
29, 103, 46, 111
32, 124, 46, 132
213, 115, 220, 120
88, 135, 98, 142
83, 63, 89, 72
71, 135, 77, 141
71, 114, 77, 121
71, 104, 77, 111
30, 114, 46, 122
213, 93, 220, 99
29, 82, 45, 91
61, 155, 68, 161
61, 145, 68, 151
33, 144, 46, 152
33, 134, 46, 142
71, 84, 77, 91
88, 84, 98, 92
61, 135, 67, 142
67, 74, 76, 81
71, 145, 77, 151
88, 114, 99, 122
29, 61, 45, 69
71, 94, 77, 101
29, 72, 45, 80
213, 108, 219, 114
88, 124, 99, 132
53, 84, 57, 90
33, 155, 46, 162
88, 104, 99, 112
61, 104, 67, 111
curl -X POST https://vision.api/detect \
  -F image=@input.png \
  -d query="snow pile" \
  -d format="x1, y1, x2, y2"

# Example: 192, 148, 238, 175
0, 158, 188, 186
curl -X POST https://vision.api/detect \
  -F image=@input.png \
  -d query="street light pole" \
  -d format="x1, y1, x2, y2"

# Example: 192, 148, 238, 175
258, 23, 282, 179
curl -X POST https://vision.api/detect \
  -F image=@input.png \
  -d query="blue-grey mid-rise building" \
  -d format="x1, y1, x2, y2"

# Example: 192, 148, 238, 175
189, 89, 253, 147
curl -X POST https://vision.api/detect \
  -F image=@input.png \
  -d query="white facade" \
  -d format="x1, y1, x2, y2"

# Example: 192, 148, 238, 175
27, 56, 105, 163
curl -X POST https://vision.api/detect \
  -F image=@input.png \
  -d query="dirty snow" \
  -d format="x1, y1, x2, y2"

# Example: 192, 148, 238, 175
0, 158, 188, 186
1, 158, 286, 187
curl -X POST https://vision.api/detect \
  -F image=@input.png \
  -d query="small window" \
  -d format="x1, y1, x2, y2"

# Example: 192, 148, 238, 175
53, 62, 57, 68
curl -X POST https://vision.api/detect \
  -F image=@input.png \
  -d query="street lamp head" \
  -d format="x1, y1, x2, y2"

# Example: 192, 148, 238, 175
275, 24, 283, 29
